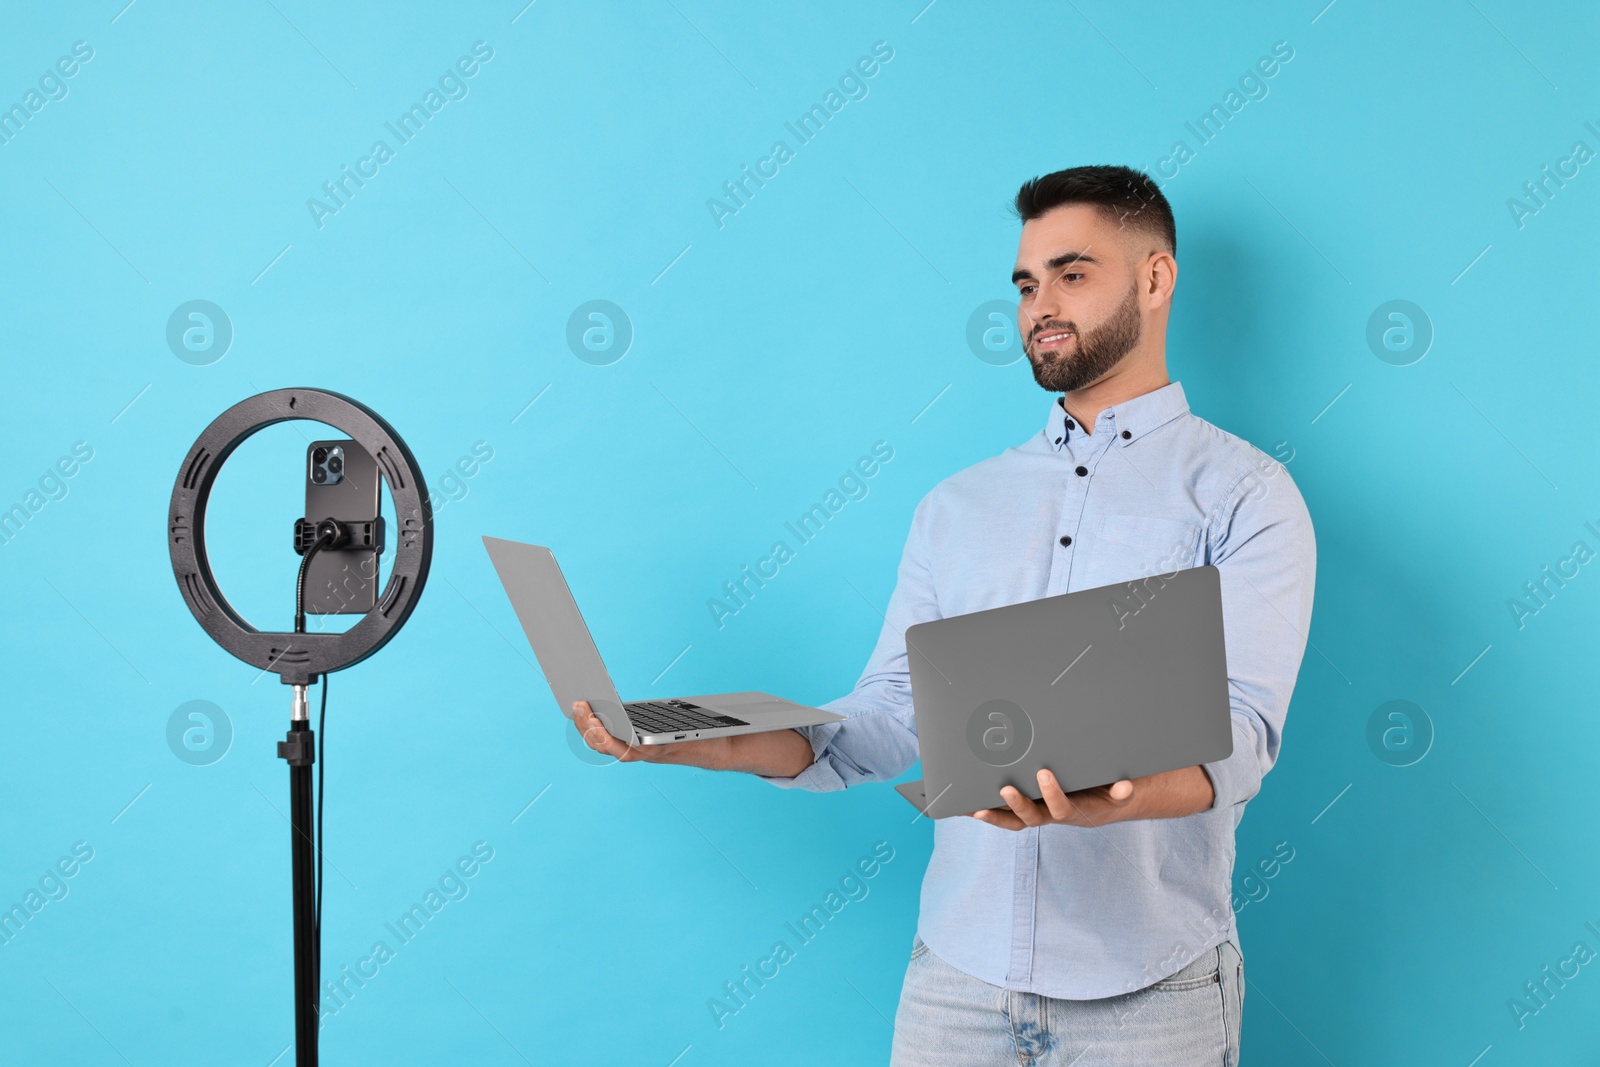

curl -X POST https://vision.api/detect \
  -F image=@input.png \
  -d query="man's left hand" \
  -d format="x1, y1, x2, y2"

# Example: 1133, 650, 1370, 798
967, 769, 1135, 830
967, 764, 1216, 829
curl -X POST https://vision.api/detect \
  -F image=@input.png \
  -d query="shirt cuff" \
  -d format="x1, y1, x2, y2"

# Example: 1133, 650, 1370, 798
757, 719, 848, 792
1201, 715, 1265, 810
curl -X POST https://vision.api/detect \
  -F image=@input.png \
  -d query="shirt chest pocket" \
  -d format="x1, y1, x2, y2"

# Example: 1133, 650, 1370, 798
1075, 513, 1205, 589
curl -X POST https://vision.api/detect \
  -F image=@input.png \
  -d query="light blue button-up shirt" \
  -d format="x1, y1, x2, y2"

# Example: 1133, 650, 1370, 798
765, 381, 1316, 999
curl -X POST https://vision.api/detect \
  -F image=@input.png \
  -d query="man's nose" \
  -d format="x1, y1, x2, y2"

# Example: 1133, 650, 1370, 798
1026, 291, 1060, 336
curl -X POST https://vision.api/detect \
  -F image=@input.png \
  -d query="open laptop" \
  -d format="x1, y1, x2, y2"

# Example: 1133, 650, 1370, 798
483, 536, 843, 746
894, 565, 1232, 819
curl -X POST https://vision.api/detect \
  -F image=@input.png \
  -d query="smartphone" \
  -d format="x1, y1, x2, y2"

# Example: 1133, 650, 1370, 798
303, 439, 383, 615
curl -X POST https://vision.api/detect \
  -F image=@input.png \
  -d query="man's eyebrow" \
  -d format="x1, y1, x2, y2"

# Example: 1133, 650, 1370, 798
1011, 249, 1099, 284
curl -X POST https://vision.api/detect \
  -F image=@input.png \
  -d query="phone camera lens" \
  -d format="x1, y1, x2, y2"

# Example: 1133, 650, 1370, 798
313, 447, 329, 462
327, 455, 343, 473
311, 469, 327, 484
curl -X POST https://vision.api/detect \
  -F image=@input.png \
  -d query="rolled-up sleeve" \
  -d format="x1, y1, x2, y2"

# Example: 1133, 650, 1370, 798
762, 491, 939, 791
1200, 457, 1317, 811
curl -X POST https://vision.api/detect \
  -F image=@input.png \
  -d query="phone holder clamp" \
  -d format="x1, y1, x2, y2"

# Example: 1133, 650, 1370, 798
292, 515, 385, 555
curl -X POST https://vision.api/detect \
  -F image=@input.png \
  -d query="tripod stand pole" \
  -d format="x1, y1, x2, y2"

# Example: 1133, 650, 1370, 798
279, 684, 319, 1066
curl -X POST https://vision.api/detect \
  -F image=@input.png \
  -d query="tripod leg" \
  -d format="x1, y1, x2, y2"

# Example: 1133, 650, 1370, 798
281, 717, 319, 1066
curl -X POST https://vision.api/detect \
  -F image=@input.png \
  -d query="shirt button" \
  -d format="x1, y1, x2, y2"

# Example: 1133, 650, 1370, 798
1059, 535, 1072, 547
1055, 437, 1062, 444
1121, 430, 1132, 440
1075, 465, 1088, 477
1065, 420, 1075, 429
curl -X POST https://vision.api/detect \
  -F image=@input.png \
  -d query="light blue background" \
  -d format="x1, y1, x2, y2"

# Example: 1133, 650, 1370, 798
2, 1, 1597, 1063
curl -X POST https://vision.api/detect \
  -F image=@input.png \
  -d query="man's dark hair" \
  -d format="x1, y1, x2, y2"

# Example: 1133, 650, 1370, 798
1012, 165, 1176, 256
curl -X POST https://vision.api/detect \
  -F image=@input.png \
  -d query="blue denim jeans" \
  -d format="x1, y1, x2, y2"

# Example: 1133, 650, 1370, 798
889, 935, 1243, 1066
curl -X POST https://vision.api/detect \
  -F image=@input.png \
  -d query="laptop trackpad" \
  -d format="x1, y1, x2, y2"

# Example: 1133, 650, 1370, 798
716, 700, 793, 720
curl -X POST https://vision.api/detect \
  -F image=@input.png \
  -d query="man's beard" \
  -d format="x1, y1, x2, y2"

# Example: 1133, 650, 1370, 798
1023, 282, 1143, 394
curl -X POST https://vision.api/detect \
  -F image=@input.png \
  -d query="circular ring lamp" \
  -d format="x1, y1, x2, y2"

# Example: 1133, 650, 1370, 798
167, 387, 432, 1067
168, 387, 432, 686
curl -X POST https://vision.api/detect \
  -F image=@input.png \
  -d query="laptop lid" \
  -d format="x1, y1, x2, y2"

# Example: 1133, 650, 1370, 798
482, 537, 632, 740
903, 565, 1231, 819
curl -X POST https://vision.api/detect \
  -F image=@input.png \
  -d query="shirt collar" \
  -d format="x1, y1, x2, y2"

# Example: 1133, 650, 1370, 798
1044, 380, 1189, 451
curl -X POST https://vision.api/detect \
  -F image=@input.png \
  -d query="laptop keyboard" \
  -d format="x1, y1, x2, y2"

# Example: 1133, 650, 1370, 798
624, 699, 749, 736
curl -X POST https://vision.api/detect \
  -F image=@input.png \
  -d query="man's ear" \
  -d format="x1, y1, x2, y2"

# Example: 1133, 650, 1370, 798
1143, 250, 1177, 304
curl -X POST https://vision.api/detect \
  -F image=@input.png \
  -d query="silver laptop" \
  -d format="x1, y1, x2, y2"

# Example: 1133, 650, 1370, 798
483, 536, 843, 745
894, 565, 1232, 819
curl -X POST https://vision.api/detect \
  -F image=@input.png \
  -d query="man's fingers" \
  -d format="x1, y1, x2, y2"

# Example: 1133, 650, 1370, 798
571, 702, 602, 746
999, 786, 1047, 828
572, 701, 632, 759
969, 807, 1024, 831
1037, 769, 1075, 822
966, 775, 1138, 830
594, 730, 629, 758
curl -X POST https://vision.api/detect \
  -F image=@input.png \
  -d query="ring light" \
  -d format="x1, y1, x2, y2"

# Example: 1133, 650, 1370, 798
167, 387, 433, 686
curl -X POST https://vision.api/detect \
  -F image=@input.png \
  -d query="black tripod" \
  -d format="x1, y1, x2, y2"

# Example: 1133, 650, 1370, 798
166, 389, 435, 1066
278, 682, 320, 1066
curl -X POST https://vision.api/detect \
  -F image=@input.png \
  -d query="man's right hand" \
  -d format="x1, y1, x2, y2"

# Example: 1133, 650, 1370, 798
571, 700, 732, 768
571, 700, 817, 778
